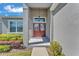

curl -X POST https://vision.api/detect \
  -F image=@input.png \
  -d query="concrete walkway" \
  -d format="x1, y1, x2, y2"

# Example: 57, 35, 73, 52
31, 47, 49, 56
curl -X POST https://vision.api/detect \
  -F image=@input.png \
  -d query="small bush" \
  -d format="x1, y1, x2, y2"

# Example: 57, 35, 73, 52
0, 45, 11, 52
50, 40, 65, 56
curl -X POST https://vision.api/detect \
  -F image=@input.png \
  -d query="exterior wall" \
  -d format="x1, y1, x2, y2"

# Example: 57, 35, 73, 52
54, 3, 79, 56
2, 19, 8, 33
31, 8, 47, 17
0, 17, 8, 34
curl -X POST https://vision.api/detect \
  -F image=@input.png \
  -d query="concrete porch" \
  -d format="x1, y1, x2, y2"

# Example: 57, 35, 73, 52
29, 37, 50, 47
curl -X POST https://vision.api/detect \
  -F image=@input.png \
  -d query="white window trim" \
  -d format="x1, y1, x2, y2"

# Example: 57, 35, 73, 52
8, 20, 23, 33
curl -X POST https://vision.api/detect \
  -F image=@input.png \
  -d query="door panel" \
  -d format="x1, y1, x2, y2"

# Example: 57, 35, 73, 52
33, 23, 46, 37
40, 23, 46, 37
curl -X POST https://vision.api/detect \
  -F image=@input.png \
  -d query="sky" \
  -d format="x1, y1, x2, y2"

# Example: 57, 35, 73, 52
0, 3, 23, 16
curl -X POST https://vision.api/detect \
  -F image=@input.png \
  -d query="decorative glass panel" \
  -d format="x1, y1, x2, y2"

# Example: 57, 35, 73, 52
40, 24, 45, 31
33, 18, 45, 23
33, 24, 39, 31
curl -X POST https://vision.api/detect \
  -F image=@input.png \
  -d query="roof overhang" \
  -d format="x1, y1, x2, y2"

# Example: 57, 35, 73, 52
26, 3, 52, 8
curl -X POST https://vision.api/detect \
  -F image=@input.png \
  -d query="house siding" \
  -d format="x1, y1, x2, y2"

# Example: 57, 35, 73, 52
54, 3, 79, 56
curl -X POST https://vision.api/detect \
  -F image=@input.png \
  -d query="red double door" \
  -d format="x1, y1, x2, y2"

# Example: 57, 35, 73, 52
33, 23, 46, 37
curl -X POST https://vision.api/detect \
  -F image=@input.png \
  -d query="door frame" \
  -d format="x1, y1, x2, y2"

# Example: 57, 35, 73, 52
32, 17, 46, 37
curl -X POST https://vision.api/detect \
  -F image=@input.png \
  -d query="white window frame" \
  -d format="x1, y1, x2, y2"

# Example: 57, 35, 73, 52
8, 20, 23, 33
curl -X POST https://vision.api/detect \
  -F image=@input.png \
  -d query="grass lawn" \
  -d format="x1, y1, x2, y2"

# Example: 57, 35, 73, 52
7, 51, 31, 56
0, 48, 32, 56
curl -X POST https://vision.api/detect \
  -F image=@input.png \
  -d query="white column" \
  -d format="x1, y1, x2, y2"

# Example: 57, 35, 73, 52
23, 7, 29, 47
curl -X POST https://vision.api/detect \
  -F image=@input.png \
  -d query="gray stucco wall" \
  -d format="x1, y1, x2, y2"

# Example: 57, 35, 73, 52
54, 3, 79, 56
0, 18, 8, 34
2, 19, 8, 33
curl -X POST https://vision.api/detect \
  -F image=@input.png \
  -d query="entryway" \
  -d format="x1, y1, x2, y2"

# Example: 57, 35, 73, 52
29, 17, 50, 47
33, 17, 46, 37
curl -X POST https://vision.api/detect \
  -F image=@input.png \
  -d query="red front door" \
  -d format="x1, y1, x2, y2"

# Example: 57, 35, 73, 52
33, 23, 46, 37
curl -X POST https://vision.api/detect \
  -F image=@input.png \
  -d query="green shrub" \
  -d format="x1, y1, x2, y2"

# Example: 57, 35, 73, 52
0, 45, 11, 52
50, 40, 65, 56
0, 34, 23, 41
0, 34, 8, 41
16, 34, 23, 42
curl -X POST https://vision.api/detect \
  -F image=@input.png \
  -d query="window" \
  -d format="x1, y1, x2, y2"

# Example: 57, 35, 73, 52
10, 21, 16, 32
17, 21, 23, 32
9, 20, 23, 33
33, 18, 46, 23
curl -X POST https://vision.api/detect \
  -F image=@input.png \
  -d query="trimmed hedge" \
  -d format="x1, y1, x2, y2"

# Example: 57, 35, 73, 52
0, 45, 11, 52
0, 34, 23, 42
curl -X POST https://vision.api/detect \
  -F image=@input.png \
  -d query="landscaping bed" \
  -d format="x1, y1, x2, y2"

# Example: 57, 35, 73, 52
0, 48, 32, 56
0, 34, 23, 49
0, 34, 32, 56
